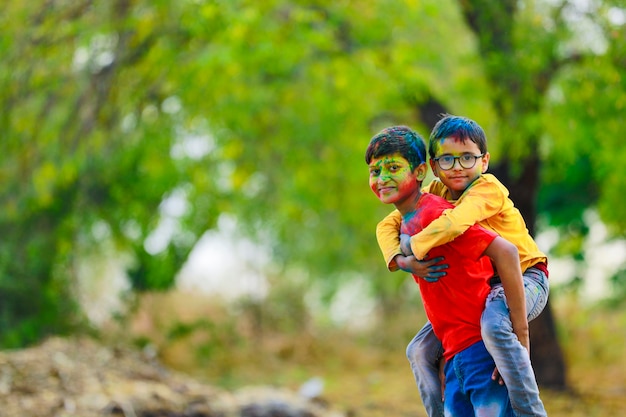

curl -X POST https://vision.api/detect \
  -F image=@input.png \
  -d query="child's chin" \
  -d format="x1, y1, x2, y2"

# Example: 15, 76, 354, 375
378, 195, 395, 204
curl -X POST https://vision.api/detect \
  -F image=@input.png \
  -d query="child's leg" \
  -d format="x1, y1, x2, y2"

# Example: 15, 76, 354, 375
480, 267, 549, 417
442, 357, 473, 417
443, 340, 514, 417
523, 266, 550, 321
406, 321, 445, 417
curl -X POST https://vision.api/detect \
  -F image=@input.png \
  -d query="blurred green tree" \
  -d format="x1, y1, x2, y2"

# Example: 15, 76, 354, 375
1, 0, 625, 391
0, 0, 218, 346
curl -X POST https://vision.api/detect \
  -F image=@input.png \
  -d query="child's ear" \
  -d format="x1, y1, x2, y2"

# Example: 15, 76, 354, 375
481, 152, 491, 173
415, 163, 427, 181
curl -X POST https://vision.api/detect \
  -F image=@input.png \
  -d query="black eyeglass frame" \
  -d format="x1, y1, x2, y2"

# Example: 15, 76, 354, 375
432, 153, 485, 170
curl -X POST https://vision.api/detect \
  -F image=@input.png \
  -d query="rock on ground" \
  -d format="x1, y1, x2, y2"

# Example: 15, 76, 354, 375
0, 337, 344, 417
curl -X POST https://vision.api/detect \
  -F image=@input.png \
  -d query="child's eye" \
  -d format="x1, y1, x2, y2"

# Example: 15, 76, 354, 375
439, 155, 454, 165
370, 168, 380, 176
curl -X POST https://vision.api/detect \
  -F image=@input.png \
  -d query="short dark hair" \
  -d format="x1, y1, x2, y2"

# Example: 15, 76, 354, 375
365, 125, 426, 170
428, 114, 488, 159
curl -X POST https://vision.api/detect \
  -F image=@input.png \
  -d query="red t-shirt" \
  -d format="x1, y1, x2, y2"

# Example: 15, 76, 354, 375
401, 193, 497, 360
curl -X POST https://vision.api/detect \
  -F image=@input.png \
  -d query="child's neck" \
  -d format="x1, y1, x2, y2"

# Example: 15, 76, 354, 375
396, 190, 422, 216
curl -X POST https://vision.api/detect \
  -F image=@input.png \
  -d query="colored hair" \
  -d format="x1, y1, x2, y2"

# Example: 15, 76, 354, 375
365, 125, 427, 170
428, 114, 488, 159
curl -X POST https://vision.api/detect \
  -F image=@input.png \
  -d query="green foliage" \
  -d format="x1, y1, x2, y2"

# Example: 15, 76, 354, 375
538, 154, 599, 227
541, 38, 626, 234
2, 0, 626, 348
605, 266, 626, 307
0, 0, 215, 346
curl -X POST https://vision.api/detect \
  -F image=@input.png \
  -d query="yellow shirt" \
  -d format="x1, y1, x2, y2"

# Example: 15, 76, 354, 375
376, 173, 547, 272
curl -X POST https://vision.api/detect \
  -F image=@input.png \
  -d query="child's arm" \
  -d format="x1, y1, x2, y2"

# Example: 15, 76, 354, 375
395, 255, 447, 280
410, 179, 505, 260
399, 234, 448, 281
376, 212, 447, 279
376, 210, 404, 271
483, 236, 530, 353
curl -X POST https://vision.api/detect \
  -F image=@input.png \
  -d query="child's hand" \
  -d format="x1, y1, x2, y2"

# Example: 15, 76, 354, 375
397, 255, 448, 282
415, 257, 448, 282
400, 233, 413, 256
492, 367, 505, 385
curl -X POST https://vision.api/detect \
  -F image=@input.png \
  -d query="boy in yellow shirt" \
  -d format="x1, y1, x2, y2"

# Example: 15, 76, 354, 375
377, 115, 549, 417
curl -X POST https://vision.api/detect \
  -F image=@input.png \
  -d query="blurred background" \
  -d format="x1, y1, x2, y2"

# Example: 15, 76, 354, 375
2, 0, 626, 415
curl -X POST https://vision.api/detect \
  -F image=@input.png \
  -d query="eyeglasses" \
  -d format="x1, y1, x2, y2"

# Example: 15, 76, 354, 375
433, 153, 485, 170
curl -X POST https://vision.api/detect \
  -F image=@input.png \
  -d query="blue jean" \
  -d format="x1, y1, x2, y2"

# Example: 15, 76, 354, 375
481, 268, 548, 416
406, 266, 549, 417
444, 340, 514, 417
407, 321, 446, 417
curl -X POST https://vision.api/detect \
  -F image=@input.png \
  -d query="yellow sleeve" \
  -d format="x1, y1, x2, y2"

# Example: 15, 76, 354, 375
376, 209, 403, 271
422, 179, 449, 198
410, 176, 506, 260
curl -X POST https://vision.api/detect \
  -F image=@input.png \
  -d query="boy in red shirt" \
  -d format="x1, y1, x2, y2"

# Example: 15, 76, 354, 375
366, 125, 526, 416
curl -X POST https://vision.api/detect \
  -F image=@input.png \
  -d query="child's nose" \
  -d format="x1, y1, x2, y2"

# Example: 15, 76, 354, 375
451, 159, 463, 169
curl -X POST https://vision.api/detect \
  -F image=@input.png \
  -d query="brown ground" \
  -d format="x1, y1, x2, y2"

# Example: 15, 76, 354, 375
138, 291, 626, 417
6, 290, 619, 417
